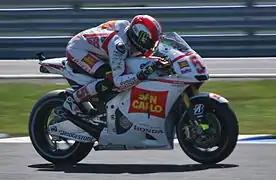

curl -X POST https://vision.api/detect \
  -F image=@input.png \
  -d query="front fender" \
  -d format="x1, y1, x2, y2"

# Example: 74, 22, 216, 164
190, 92, 229, 104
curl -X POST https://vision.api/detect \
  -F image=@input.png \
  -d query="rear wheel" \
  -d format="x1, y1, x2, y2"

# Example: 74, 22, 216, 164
176, 97, 239, 164
28, 90, 94, 165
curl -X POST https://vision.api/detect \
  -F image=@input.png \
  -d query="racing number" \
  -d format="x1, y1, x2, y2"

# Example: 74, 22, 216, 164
189, 54, 206, 74
83, 34, 101, 49
87, 37, 100, 49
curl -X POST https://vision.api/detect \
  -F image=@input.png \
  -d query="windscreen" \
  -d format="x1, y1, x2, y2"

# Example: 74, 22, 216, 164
160, 32, 191, 52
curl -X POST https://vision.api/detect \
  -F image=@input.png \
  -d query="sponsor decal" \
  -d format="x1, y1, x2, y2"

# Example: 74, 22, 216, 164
72, 58, 93, 74
177, 60, 189, 69
181, 68, 192, 74
49, 126, 57, 132
128, 87, 168, 118
59, 130, 94, 142
137, 30, 149, 44
193, 104, 204, 116
119, 77, 138, 89
134, 125, 164, 134
82, 55, 97, 67
140, 61, 152, 69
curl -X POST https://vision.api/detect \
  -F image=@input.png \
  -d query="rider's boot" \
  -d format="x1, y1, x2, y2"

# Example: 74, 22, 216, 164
63, 89, 97, 120
62, 78, 113, 120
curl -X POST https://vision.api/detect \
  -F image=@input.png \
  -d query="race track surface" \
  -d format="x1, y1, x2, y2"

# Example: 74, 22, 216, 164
0, 57, 276, 75
0, 143, 275, 180
0, 58, 276, 179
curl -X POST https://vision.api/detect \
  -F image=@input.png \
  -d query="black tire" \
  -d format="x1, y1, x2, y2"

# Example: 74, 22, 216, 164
28, 90, 94, 165
176, 97, 239, 164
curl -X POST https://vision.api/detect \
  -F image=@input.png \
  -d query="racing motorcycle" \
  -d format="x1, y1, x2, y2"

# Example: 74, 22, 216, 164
29, 32, 239, 165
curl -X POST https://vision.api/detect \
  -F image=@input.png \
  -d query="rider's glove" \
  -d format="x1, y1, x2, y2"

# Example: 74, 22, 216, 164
137, 61, 156, 80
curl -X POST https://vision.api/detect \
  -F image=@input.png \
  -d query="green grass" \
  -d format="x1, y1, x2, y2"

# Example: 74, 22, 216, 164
0, 83, 67, 136
0, 80, 275, 136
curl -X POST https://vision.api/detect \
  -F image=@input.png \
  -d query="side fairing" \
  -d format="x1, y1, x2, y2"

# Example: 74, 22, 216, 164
98, 80, 187, 148
119, 81, 184, 123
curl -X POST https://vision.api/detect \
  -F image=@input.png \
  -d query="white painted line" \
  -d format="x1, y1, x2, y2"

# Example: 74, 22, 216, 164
235, 141, 276, 145
0, 136, 31, 143
236, 134, 272, 139
0, 5, 245, 11
173, 139, 276, 145
0, 8, 72, 11
81, 5, 246, 10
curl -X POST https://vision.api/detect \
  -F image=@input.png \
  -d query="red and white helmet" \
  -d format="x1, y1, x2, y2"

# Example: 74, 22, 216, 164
127, 15, 162, 57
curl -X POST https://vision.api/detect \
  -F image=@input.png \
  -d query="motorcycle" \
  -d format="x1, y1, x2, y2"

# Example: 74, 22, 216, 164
29, 32, 239, 165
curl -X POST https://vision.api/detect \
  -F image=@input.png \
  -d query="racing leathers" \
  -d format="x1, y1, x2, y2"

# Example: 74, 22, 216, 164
63, 20, 155, 118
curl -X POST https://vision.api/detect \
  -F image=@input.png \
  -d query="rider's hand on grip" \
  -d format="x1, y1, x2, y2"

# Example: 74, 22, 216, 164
137, 61, 156, 80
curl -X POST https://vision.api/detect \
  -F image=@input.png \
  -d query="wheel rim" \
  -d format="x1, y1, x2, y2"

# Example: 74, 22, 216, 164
178, 102, 230, 159
30, 98, 81, 159
45, 107, 77, 152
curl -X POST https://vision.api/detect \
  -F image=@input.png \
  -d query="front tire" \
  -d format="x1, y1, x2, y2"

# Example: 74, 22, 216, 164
28, 90, 94, 165
176, 97, 239, 164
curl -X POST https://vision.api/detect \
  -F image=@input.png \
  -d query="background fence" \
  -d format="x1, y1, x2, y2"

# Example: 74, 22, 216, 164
0, 0, 276, 59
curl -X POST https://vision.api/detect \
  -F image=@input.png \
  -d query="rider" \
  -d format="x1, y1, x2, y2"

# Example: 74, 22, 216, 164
63, 15, 163, 119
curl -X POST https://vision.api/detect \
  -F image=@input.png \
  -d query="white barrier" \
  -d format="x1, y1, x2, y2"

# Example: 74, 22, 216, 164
0, 74, 64, 79
0, 74, 276, 79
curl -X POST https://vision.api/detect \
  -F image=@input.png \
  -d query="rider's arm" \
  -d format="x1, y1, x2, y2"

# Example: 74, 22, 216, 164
107, 35, 141, 91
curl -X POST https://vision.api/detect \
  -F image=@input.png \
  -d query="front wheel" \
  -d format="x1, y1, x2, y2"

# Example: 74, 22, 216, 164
28, 90, 94, 165
176, 97, 239, 164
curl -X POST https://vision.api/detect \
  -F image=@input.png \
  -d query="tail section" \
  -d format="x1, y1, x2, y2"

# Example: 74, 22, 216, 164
37, 52, 67, 75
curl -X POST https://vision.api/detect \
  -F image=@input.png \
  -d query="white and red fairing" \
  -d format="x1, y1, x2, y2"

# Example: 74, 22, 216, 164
41, 32, 210, 149
97, 36, 210, 149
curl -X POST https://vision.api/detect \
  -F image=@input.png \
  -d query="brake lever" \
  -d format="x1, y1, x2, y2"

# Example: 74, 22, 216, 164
155, 59, 170, 69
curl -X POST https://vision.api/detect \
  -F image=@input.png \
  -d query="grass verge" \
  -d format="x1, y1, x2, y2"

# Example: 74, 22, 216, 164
0, 80, 275, 136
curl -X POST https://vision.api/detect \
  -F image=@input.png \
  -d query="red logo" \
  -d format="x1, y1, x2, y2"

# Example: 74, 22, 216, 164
128, 87, 168, 118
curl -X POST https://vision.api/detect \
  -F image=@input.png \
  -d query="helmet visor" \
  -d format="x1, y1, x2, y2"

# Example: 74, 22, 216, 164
129, 29, 160, 56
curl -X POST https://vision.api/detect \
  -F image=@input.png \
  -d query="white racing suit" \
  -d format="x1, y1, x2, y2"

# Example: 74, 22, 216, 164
63, 20, 147, 117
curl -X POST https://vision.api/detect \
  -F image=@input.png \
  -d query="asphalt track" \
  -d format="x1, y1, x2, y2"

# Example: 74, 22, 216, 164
0, 141, 276, 180
0, 58, 276, 180
0, 57, 276, 75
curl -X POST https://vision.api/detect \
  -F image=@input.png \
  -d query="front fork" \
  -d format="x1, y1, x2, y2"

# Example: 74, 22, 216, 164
181, 85, 207, 138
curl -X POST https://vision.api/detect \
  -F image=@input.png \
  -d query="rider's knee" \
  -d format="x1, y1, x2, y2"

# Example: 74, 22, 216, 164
95, 79, 114, 94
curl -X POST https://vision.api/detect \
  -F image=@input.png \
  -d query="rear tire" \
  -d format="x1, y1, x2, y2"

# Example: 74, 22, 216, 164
176, 97, 239, 164
28, 90, 94, 165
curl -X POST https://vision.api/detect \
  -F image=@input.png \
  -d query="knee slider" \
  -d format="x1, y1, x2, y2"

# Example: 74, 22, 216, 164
95, 79, 114, 94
